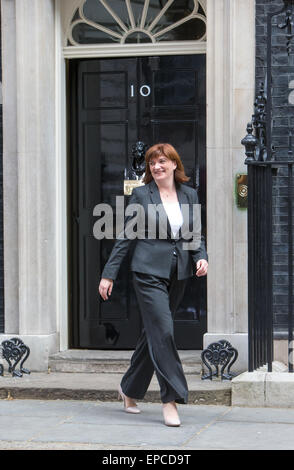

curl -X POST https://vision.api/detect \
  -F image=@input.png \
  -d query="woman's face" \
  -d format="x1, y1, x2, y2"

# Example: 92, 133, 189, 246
149, 154, 177, 183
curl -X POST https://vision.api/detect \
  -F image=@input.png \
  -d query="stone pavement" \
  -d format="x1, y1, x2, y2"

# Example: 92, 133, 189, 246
0, 399, 294, 450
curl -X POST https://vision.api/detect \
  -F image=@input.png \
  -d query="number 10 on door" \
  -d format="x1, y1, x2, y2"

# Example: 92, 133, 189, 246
130, 84, 151, 97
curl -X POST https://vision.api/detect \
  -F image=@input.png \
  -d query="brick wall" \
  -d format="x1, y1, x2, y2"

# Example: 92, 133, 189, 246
256, 0, 294, 333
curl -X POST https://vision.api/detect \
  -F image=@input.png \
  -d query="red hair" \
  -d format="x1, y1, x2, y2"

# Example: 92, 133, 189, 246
143, 143, 190, 184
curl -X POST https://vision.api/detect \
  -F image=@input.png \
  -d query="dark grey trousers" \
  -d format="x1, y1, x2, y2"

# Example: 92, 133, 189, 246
120, 254, 189, 404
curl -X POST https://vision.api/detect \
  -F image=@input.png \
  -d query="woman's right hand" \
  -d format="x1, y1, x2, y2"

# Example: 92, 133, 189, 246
99, 278, 113, 301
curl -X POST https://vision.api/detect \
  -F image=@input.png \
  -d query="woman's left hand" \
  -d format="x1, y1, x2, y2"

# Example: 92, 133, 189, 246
196, 259, 208, 277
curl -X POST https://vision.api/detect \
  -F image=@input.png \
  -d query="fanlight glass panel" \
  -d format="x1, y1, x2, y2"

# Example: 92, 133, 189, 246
68, 0, 206, 45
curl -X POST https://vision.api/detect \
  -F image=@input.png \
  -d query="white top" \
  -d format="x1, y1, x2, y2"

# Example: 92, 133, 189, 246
162, 201, 183, 238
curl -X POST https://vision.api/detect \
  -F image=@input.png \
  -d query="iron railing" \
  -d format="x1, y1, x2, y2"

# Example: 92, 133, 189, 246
242, 0, 294, 372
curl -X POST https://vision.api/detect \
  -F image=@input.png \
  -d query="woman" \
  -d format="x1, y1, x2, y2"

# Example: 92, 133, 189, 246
99, 143, 208, 427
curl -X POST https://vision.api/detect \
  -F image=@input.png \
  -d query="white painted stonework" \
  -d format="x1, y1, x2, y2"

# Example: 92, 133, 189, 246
204, 0, 255, 363
1, 0, 254, 371
232, 369, 294, 408
1, 0, 59, 370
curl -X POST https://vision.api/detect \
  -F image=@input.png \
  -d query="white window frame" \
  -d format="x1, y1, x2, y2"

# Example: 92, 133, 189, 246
63, 0, 207, 58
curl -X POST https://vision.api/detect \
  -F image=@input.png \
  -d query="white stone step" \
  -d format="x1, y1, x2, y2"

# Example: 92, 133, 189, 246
49, 349, 203, 374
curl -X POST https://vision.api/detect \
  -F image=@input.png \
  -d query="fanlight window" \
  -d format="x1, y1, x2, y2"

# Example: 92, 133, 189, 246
68, 0, 207, 45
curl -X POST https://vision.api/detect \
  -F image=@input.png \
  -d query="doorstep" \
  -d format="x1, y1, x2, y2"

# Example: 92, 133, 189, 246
48, 349, 203, 374
0, 350, 232, 405
0, 371, 232, 405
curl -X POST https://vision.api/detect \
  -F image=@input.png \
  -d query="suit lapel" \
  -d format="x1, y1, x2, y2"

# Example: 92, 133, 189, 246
176, 184, 188, 207
175, 184, 188, 240
148, 179, 172, 238
148, 179, 161, 205
148, 180, 188, 239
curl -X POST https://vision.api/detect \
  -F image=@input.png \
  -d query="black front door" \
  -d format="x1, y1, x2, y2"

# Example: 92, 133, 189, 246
69, 55, 206, 349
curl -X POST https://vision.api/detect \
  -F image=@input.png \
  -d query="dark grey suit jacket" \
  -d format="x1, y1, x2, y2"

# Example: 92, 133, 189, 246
101, 180, 208, 281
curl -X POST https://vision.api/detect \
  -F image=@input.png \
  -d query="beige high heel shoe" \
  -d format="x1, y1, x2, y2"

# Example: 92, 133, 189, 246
162, 401, 181, 427
118, 384, 141, 414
